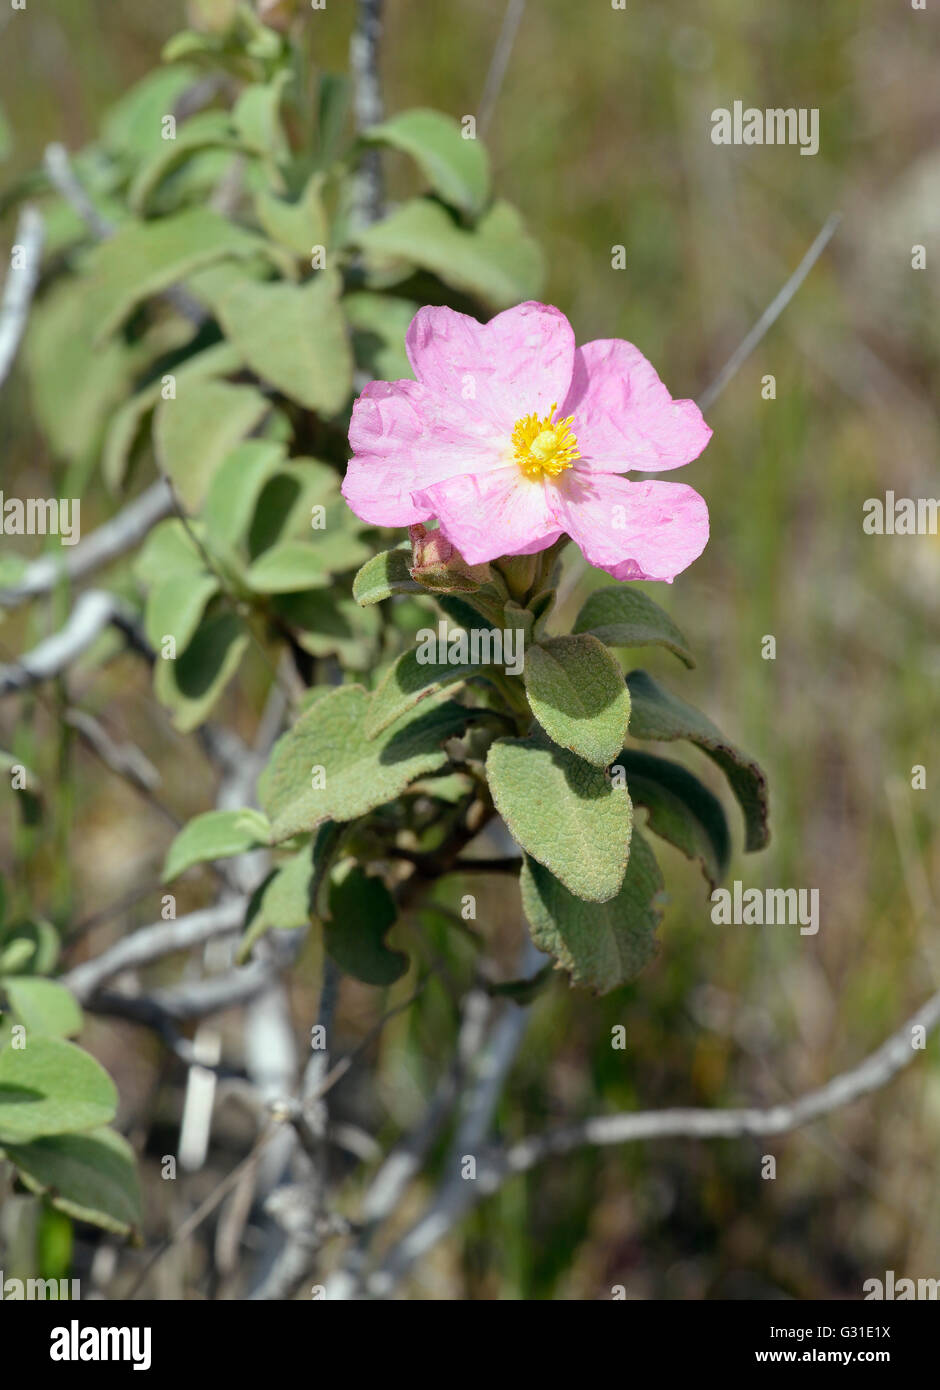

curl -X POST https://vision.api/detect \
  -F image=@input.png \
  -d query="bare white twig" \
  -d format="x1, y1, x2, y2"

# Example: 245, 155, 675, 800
64, 708, 162, 794
357, 939, 545, 1298
63, 899, 247, 1002
0, 205, 43, 388
43, 143, 114, 241
357, 984, 940, 1295
0, 590, 146, 695
86, 958, 275, 1026
478, 0, 526, 136
0, 480, 174, 607
349, 0, 385, 229
696, 211, 842, 412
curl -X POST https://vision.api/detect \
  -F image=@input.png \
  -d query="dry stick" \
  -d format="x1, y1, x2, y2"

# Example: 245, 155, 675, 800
349, 0, 385, 229
0, 480, 175, 608
364, 985, 940, 1293
247, 959, 343, 1300
324, 977, 493, 1300
478, 0, 526, 137
363, 939, 546, 1297
696, 211, 843, 412
63, 708, 161, 794
0, 590, 144, 696
0, 205, 43, 387
127, 1125, 281, 1299
63, 898, 247, 1003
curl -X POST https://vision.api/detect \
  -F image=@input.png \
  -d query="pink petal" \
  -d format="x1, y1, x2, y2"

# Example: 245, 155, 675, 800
405, 302, 576, 433
419, 467, 563, 567
553, 470, 709, 582
560, 339, 711, 473
343, 379, 504, 527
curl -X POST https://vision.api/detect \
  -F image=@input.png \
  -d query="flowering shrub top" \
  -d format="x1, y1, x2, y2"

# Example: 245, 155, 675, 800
343, 302, 711, 581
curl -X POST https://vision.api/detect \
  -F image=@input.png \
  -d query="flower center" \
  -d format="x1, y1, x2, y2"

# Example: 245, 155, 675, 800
511, 404, 579, 480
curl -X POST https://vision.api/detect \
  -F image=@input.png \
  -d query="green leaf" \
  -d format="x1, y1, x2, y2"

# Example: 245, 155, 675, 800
362, 108, 490, 216
352, 547, 424, 606
83, 208, 287, 341
145, 572, 220, 653
485, 734, 632, 903
154, 611, 250, 733
154, 379, 270, 510
625, 670, 770, 853
273, 589, 380, 669
524, 634, 631, 768
101, 65, 199, 158
246, 458, 340, 555
232, 71, 291, 162
572, 586, 695, 668
353, 198, 544, 311
317, 72, 349, 163
198, 268, 353, 413
345, 293, 417, 381
613, 750, 730, 891
128, 109, 240, 215
163, 808, 271, 882
520, 831, 662, 994
24, 278, 134, 469
255, 171, 330, 258
325, 862, 406, 986
204, 439, 288, 554
103, 341, 244, 492
365, 649, 498, 740
0, 920, 59, 978
258, 685, 477, 843
1, 979, 82, 1039
245, 541, 332, 594
134, 518, 206, 587
1, 1128, 142, 1237
0, 940, 35, 975
0, 1037, 117, 1144
237, 848, 316, 964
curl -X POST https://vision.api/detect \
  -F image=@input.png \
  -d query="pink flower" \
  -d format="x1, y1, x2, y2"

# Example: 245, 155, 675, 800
342, 302, 711, 582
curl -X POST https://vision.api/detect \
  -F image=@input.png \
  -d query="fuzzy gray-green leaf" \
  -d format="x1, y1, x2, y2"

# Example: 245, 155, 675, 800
485, 734, 632, 903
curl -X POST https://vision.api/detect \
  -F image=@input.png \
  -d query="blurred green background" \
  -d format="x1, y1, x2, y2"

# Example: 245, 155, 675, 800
1, 0, 938, 1299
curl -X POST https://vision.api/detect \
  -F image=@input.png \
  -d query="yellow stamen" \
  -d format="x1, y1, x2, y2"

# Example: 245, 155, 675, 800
511, 403, 579, 480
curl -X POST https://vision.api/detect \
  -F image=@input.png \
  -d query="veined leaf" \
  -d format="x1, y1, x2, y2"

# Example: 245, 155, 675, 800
362, 108, 490, 216
573, 586, 695, 668
520, 830, 662, 993
486, 733, 632, 903
353, 198, 543, 311
1, 978, 82, 1039
0, 1038, 117, 1144
258, 685, 477, 843
1, 1128, 142, 1237
625, 670, 770, 852
352, 547, 424, 606
163, 808, 271, 882
613, 749, 730, 891
325, 861, 406, 986
524, 634, 631, 768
